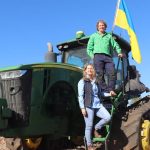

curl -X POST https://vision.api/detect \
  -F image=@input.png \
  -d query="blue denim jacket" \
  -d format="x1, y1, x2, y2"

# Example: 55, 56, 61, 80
78, 78, 110, 109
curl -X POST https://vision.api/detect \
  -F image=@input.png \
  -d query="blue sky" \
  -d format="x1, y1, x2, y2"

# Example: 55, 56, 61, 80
0, 0, 150, 89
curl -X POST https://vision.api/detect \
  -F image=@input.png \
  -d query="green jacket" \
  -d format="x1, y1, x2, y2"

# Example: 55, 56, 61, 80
87, 32, 122, 58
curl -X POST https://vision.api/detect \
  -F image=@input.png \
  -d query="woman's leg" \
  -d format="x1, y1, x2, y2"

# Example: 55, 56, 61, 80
84, 107, 94, 146
95, 105, 111, 130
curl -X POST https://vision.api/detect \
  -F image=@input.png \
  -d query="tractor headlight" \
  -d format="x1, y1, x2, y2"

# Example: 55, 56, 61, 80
0, 70, 27, 79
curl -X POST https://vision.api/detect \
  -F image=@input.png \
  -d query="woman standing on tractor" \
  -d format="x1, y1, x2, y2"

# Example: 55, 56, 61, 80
78, 64, 113, 150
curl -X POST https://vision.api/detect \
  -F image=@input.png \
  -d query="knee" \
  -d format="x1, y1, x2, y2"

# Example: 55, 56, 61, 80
105, 115, 111, 123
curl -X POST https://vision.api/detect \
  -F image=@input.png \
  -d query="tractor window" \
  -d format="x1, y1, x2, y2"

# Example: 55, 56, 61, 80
113, 55, 128, 89
63, 46, 92, 68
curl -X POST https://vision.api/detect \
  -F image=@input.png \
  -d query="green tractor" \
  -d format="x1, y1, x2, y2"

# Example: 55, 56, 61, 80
0, 31, 149, 150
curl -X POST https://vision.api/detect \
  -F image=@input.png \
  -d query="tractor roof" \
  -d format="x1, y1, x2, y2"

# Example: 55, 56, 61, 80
56, 33, 131, 53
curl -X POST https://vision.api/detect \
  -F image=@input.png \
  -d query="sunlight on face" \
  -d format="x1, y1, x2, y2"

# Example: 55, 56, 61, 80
85, 65, 94, 76
98, 22, 106, 33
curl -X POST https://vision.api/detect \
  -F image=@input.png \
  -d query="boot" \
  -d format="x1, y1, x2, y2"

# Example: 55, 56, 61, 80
94, 129, 101, 138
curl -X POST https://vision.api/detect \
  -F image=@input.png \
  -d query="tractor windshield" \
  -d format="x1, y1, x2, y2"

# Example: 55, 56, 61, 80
62, 45, 128, 81
63, 46, 92, 68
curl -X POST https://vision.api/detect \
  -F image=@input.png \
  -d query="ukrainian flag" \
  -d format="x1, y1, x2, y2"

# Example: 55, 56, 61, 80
114, 0, 142, 63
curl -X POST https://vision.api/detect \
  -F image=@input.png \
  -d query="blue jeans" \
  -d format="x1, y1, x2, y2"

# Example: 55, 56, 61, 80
94, 53, 116, 92
84, 105, 111, 146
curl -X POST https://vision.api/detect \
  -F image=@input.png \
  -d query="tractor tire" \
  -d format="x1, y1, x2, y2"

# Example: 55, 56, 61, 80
109, 95, 150, 150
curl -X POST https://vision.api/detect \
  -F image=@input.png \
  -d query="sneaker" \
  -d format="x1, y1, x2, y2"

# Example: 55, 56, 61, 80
94, 130, 102, 138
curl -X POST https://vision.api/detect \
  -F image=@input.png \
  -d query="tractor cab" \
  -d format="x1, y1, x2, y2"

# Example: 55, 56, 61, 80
57, 31, 131, 92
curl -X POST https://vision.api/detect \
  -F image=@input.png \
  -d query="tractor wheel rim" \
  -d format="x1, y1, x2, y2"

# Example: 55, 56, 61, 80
141, 120, 150, 150
24, 137, 42, 149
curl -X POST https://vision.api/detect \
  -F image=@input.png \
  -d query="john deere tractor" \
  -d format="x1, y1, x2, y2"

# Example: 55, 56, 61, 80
0, 31, 149, 150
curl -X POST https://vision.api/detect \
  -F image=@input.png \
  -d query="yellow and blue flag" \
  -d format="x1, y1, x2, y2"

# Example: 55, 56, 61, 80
114, 0, 142, 63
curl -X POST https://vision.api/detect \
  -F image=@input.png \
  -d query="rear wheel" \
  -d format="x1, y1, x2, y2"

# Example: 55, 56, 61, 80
109, 95, 150, 150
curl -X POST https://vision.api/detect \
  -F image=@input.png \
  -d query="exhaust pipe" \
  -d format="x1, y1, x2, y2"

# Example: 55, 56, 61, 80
44, 42, 57, 62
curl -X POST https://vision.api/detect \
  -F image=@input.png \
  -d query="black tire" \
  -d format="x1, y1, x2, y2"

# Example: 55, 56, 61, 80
109, 95, 150, 150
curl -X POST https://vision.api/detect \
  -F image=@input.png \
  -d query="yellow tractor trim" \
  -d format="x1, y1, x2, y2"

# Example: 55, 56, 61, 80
141, 120, 150, 150
24, 137, 42, 150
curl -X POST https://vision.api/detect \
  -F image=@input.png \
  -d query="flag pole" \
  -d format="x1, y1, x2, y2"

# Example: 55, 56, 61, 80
112, 0, 121, 32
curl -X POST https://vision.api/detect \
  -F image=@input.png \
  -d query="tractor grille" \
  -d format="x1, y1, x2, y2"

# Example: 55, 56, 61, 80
0, 70, 32, 127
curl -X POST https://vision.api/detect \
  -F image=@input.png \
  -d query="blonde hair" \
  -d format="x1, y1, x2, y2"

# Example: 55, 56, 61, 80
83, 64, 96, 80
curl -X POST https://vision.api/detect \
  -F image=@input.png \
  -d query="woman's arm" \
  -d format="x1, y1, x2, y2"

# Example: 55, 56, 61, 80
78, 79, 85, 109
78, 79, 87, 117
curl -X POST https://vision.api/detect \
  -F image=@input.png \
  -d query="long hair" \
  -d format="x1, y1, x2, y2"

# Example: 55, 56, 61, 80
83, 64, 96, 80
